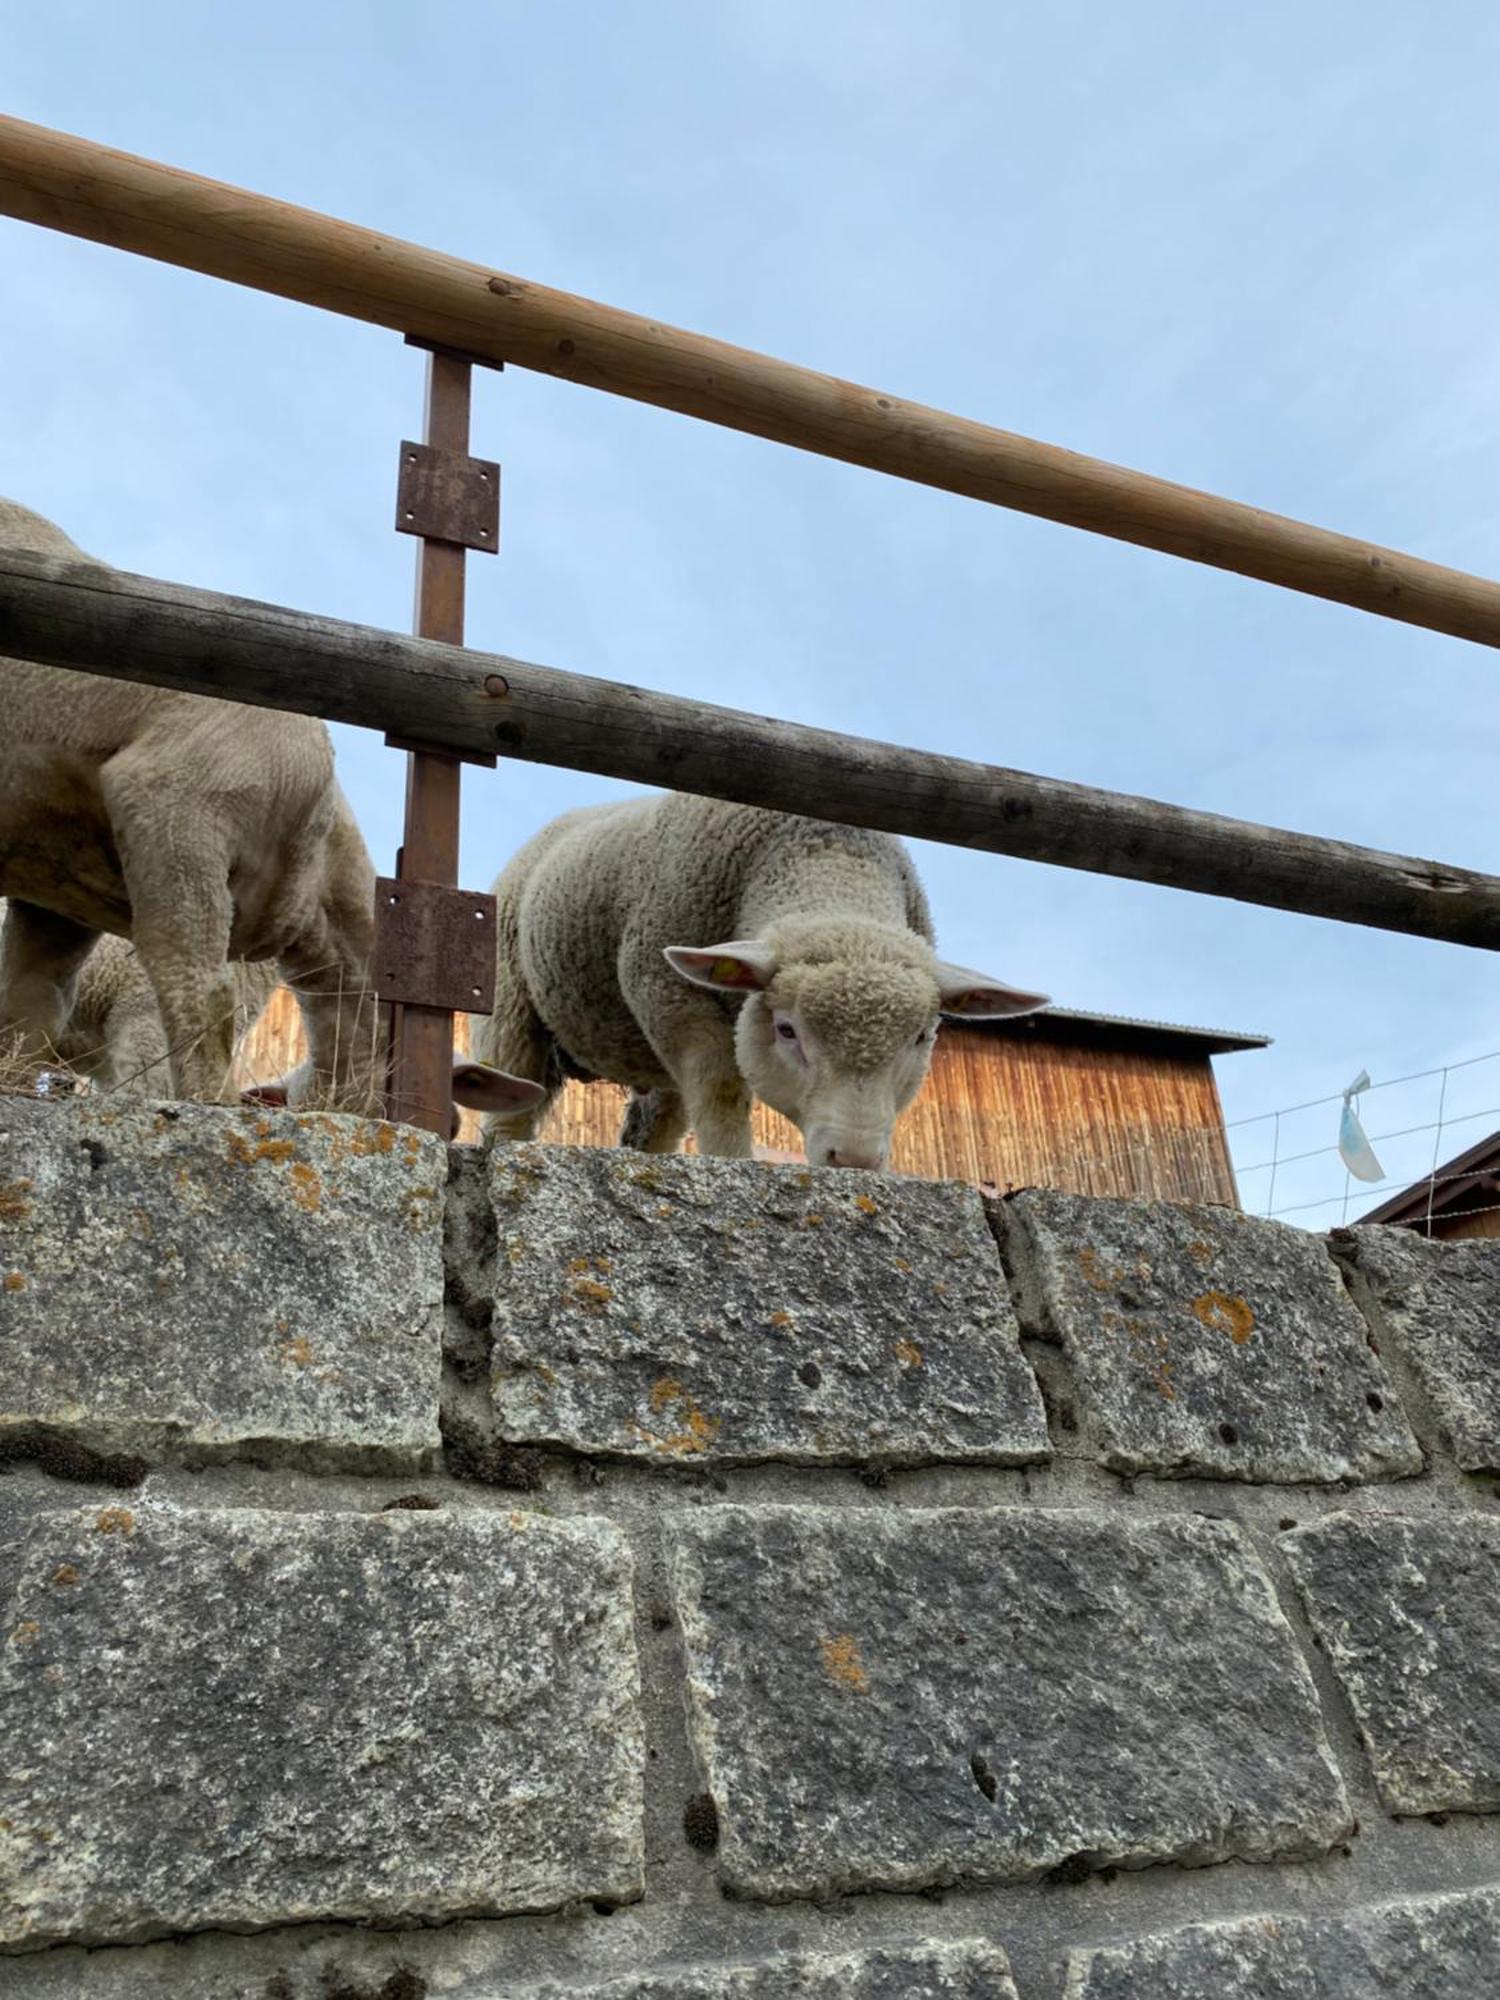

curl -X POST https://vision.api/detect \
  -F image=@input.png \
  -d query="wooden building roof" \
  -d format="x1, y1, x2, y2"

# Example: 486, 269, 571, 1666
1356, 1130, 1500, 1241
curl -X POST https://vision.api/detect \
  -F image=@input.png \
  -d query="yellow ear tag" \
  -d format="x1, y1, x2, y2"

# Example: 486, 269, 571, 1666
714, 957, 748, 985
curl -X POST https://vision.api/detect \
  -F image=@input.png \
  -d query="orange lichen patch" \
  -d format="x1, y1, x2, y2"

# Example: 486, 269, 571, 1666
1154, 1359, 1177, 1401
299, 1117, 400, 1163
894, 1338, 924, 1369
893, 1256, 912, 1274
568, 1254, 613, 1276
632, 1378, 722, 1456
1192, 1290, 1256, 1345
819, 1632, 869, 1694
800, 1212, 826, 1229
563, 1275, 615, 1314
769, 1310, 795, 1330
854, 1194, 878, 1215
226, 1131, 297, 1168
1077, 1247, 1112, 1291
349, 1122, 399, 1158
281, 1335, 315, 1368
93, 1508, 135, 1536
3, 1272, 25, 1291
1079, 1246, 1151, 1295
0, 1179, 35, 1224
9, 1620, 40, 1648
50, 1564, 80, 1588
1187, 1238, 1216, 1270
289, 1163, 322, 1214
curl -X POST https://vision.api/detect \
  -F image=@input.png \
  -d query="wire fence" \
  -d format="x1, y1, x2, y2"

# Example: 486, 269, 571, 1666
1226, 1046, 1500, 1231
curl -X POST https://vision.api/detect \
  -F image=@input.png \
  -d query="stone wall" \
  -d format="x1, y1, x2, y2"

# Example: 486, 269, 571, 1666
2, 1096, 1499, 1997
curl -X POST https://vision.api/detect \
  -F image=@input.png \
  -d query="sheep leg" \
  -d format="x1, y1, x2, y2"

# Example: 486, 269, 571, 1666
468, 896, 555, 1140
0, 901, 101, 1073
469, 999, 555, 1141
102, 786, 239, 1103
673, 1033, 755, 1158
278, 936, 382, 1111
619, 1087, 689, 1154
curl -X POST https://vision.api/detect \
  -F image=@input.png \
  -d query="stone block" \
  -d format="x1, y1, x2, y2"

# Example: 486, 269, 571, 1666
0, 1502, 642, 1948
478, 1146, 1049, 1466
1001, 1190, 1420, 1482
669, 1504, 1349, 1901
1333, 1226, 1500, 1470
1063, 1885, 1500, 1998
512, 1939, 1019, 1998
1284, 1510, 1500, 1814
0, 1098, 446, 1473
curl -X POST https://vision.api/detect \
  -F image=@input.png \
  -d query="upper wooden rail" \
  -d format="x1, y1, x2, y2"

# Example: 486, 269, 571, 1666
2, 546, 1495, 950
3, 115, 1500, 650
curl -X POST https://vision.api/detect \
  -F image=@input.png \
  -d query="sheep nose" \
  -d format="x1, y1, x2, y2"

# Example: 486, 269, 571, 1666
825, 1146, 885, 1172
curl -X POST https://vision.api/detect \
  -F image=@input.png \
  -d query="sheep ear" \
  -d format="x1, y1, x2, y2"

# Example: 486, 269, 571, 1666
451, 1060, 547, 1115
663, 942, 776, 992
241, 1075, 292, 1107
934, 963, 1050, 1019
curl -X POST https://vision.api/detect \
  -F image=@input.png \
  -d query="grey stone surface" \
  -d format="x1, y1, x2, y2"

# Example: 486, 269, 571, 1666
509, 1939, 1019, 1998
0, 1097, 447, 1473
1333, 1225, 1500, 1470
0, 1501, 643, 1949
1284, 1510, 1500, 1815
1063, 1885, 1500, 1997
669, 1504, 1349, 1901
478, 1145, 1049, 1467
1002, 1190, 1421, 1482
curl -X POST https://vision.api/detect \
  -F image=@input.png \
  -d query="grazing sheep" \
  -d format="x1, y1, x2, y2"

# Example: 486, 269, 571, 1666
472, 794, 1048, 1169
0, 903, 278, 1094
0, 498, 542, 1126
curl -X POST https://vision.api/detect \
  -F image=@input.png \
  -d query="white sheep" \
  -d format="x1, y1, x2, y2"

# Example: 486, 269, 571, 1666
472, 794, 1048, 1169
0, 901, 278, 1094
0, 498, 542, 1126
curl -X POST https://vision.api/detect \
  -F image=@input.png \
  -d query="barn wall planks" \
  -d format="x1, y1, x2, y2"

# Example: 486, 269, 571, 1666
233, 993, 1239, 1204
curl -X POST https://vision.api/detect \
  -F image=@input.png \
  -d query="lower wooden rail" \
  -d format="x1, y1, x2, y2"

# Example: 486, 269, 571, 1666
1, 545, 1496, 950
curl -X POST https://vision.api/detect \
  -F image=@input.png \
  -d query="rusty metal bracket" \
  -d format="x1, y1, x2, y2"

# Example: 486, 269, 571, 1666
396, 441, 500, 552
374, 877, 497, 1013
382, 730, 497, 769
404, 331, 506, 373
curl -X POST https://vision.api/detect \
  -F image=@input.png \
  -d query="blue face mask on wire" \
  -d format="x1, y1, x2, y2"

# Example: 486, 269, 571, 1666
1338, 1070, 1385, 1184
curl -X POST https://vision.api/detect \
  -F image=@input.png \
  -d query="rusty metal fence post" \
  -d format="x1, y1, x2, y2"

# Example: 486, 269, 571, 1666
376, 343, 500, 1133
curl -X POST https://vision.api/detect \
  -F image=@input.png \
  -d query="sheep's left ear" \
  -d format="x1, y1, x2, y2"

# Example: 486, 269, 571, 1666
452, 1060, 547, 1115
934, 963, 1050, 1018
241, 1075, 292, 1108
663, 941, 776, 992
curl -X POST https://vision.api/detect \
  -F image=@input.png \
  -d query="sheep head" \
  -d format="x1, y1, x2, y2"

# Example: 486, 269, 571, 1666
665, 921, 1047, 1171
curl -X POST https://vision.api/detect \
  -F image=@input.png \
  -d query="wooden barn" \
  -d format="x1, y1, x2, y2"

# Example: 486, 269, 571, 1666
1356, 1131, 1500, 1241
236, 989, 1265, 1206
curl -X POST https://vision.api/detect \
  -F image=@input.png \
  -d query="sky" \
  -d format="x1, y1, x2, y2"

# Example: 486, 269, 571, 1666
3, 1, 1499, 1223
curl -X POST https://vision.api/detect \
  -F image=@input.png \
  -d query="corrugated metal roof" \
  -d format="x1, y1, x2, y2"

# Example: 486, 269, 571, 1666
951, 1006, 1272, 1058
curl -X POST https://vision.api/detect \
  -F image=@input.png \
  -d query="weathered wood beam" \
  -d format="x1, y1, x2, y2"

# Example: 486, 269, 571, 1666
3, 115, 1500, 649
1, 546, 1495, 950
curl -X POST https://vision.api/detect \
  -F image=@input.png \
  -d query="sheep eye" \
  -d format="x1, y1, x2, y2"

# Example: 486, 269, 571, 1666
776, 1021, 798, 1041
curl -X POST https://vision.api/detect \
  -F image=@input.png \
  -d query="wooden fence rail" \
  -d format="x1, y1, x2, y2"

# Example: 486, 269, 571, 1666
3, 546, 1496, 951
4, 115, 1500, 650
